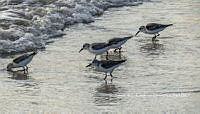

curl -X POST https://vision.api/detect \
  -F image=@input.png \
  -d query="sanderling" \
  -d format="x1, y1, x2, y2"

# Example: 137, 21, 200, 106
135, 23, 173, 41
7, 51, 37, 73
79, 43, 112, 60
108, 35, 133, 52
86, 59, 126, 80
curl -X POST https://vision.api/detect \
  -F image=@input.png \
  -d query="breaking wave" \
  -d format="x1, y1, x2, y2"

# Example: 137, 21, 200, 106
0, 0, 146, 56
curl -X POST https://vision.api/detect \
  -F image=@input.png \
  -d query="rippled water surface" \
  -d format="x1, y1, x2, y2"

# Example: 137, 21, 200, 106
0, 0, 200, 113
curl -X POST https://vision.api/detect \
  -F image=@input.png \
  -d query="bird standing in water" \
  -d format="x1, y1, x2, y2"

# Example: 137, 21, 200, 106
7, 51, 37, 73
79, 42, 112, 60
135, 23, 173, 42
107, 35, 133, 53
86, 59, 126, 80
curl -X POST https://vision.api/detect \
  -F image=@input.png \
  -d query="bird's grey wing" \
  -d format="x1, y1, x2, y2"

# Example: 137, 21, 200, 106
101, 60, 126, 69
146, 23, 164, 31
91, 43, 109, 50
108, 38, 124, 45
108, 35, 133, 45
13, 54, 29, 64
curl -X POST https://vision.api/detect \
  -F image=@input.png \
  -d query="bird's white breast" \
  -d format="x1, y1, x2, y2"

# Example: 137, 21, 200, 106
89, 46, 110, 55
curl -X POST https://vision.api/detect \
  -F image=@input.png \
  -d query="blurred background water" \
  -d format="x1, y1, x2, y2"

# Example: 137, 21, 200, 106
0, 0, 200, 113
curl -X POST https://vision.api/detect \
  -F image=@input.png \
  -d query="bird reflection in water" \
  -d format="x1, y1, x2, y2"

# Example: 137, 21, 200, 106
8, 70, 30, 80
93, 80, 123, 106
7, 71, 40, 96
140, 42, 164, 55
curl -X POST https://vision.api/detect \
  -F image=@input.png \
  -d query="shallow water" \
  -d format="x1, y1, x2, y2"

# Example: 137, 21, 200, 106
0, 0, 200, 113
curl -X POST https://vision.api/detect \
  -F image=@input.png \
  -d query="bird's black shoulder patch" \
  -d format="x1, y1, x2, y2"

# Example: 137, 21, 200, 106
101, 60, 126, 69
108, 38, 124, 45
146, 23, 163, 31
91, 43, 109, 50
13, 52, 36, 64
108, 35, 133, 45
13, 54, 29, 64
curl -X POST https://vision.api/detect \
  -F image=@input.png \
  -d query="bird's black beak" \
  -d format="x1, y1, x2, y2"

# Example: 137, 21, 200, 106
79, 48, 84, 53
135, 31, 140, 36
86, 63, 92, 67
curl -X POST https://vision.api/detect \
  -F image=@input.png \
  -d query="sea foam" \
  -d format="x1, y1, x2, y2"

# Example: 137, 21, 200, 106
0, 0, 144, 55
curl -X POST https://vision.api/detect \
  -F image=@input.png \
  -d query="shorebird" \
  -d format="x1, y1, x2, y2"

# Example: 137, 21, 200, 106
86, 59, 126, 80
108, 35, 133, 52
79, 43, 112, 60
7, 51, 37, 73
135, 23, 173, 41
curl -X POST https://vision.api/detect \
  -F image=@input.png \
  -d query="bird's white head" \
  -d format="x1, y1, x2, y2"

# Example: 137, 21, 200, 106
86, 59, 99, 67
135, 26, 146, 36
7, 63, 14, 71
79, 43, 90, 53
91, 59, 99, 66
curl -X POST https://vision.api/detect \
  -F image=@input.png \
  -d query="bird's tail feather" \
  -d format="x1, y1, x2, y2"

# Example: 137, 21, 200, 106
166, 24, 173, 27
124, 35, 134, 39
30, 51, 37, 56
119, 59, 127, 63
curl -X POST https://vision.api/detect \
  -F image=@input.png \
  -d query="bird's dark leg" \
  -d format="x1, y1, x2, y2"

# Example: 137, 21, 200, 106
25, 66, 29, 73
152, 35, 157, 42
106, 51, 109, 56
110, 70, 113, 78
110, 73, 113, 78
106, 51, 109, 60
104, 73, 108, 80
93, 55, 97, 60
152, 34, 159, 42
23, 67, 26, 74
154, 33, 160, 42
118, 47, 122, 53
114, 48, 118, 53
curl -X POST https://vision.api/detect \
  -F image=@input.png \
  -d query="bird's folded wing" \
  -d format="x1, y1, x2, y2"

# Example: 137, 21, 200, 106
101, 60, 125, 69
146, 23, 163, 31
91, 43, 109, 50
13, 54, 29, 64
108, 38, 123, 45
108, 35, 133, 45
